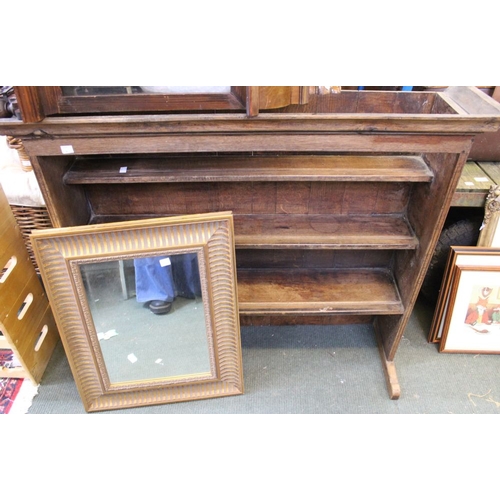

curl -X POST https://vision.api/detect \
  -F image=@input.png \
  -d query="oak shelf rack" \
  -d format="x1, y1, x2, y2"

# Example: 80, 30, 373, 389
2, 86, 500, 400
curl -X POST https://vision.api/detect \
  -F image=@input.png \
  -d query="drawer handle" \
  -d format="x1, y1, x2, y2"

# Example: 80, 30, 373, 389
34, 324, 48, 351
17, 293, 34, 320
0, 256, 17, 283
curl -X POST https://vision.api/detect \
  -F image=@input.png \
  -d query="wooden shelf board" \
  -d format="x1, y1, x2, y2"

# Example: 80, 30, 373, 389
64, 155, 434, 184
90, 213, 417, 250
234, 214, 417, 249
237, 268, 404, 315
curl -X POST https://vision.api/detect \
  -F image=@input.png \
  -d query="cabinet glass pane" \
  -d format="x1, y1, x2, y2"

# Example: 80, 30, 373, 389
61, 86, 231, 96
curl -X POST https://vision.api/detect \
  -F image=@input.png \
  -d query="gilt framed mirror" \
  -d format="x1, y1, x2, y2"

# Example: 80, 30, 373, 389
30, 211, 243, 412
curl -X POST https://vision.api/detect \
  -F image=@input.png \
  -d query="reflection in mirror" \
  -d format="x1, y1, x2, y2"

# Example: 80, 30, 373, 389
79, 252, 213, 385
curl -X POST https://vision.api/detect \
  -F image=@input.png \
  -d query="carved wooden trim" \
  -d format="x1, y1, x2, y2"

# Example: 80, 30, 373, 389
14, 86, 45, 123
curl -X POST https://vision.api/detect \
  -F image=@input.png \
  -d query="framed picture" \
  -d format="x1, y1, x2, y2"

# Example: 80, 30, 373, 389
30, 211, 244, 412
429, 247, 500, 353
427, 246, 462, 344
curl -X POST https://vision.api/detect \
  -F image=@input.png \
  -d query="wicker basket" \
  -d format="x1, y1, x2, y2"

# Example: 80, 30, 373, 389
6, 136, 32, 172
9, 204, 53, 273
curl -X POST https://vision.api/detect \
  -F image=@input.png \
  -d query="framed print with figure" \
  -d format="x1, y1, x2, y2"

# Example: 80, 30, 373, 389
433, 247, 500, 353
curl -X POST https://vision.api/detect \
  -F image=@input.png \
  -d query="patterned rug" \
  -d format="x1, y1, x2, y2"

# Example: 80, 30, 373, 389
0, 349, 38, 414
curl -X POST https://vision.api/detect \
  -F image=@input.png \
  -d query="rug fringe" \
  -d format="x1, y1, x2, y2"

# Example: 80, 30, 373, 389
8, 380, 39, 414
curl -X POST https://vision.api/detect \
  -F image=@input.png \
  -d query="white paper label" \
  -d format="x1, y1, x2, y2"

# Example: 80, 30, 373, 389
97, 329, 118, 341
464, 181, 475, 186
160, 257, 171, 267
119, 166, 128, 173
127, 353, 138, 363
474, 177, 489, 183
60, 145, 74, 154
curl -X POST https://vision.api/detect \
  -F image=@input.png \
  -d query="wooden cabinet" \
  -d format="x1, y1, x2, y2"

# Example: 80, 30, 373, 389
1, 86, 500, 399
14, 86, 309, 122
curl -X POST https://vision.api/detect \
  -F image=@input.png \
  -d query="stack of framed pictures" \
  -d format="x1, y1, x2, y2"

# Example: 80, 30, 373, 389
429, 185, 500, 353
428, 247, 500, 352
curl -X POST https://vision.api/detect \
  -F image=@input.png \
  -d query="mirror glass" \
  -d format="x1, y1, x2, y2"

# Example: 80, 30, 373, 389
61, 86, 231, 96
79, 252, 213, 385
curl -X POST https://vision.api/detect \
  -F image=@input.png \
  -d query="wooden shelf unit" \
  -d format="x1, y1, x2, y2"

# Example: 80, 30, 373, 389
2, 86, 500, 400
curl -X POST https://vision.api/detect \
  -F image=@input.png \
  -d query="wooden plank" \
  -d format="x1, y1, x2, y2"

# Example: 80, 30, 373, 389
455, 161, 493, 191
444, 86, 500, 115
237, 268, 403, 315
21, 133, 474, 157
451, 161, 493, 207
63, 155, 434, 184
477, 162, 500, 185
451, 192, 489, 207
233, 214, 418, 249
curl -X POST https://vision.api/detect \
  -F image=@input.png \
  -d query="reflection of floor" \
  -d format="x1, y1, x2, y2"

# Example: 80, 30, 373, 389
81, 263, 211, 385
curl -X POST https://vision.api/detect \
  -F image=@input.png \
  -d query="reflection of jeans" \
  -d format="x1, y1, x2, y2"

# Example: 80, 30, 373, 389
134, 254, 201, 303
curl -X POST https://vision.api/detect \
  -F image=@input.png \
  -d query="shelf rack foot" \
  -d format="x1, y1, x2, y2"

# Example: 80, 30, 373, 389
375, 330, 401, 400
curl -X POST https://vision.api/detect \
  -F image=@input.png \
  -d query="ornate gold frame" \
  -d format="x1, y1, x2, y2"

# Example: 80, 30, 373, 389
478, 185, 500, 247
30, 212, 243, 412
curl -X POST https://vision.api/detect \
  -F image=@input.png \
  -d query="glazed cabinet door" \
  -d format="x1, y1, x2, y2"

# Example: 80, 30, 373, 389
14, 86, 310, 122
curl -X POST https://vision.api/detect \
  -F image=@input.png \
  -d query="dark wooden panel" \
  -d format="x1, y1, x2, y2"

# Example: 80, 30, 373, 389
340, 182, 410, 215
85, 181, 412, 218
31, 156, 89, 228
276, 182, 311, 214
374, 183, 412, 213
308, 183, 345, 214
269, 91, 438, 115
235, 249, 394, 269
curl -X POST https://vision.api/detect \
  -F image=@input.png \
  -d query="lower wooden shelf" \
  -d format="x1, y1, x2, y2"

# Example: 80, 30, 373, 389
237, 268, 404, 316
